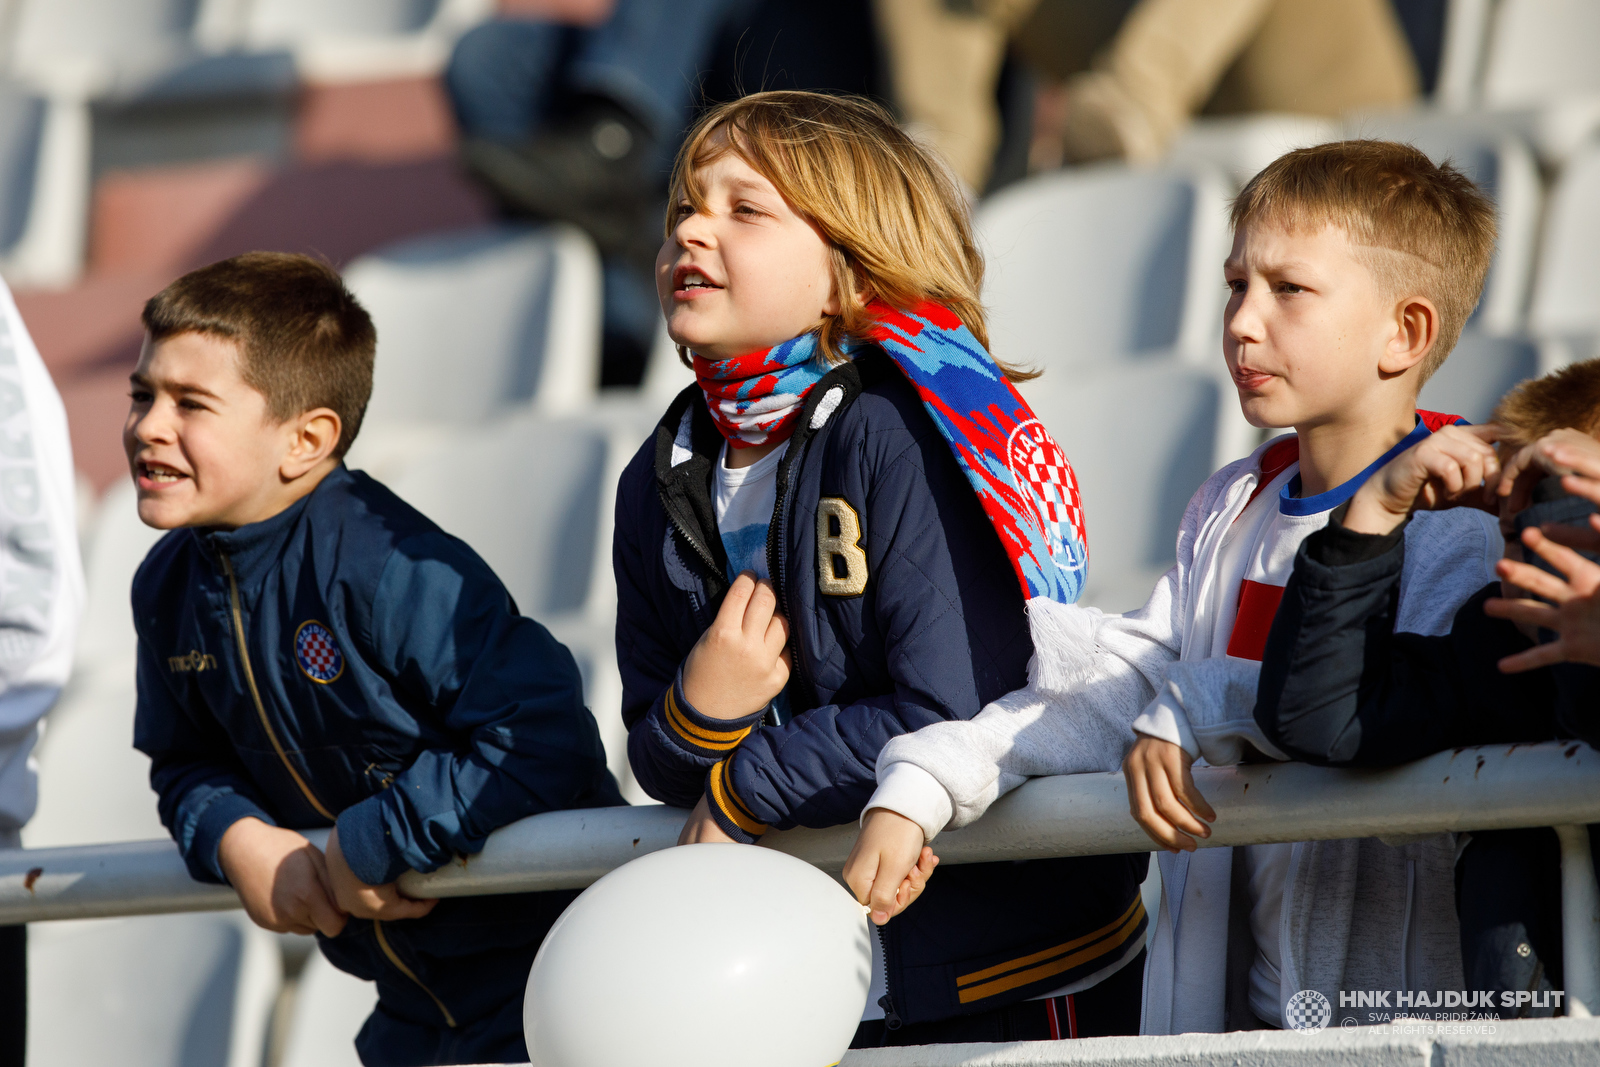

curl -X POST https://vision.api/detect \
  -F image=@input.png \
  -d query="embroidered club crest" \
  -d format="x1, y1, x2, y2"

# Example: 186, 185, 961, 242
1006, 419, 1086, 562
294, 620, 344, 684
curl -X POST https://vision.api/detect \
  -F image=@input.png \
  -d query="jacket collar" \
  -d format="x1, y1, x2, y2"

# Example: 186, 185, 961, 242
198, 464, 353, 583
653, 352, 874, 595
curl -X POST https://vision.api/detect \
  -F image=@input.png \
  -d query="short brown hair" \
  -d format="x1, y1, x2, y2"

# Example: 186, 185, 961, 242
142, 252, 376, 458
1231, 140, 1497, 381
1491, 359, 1600, 449
669, 90, 1034, 382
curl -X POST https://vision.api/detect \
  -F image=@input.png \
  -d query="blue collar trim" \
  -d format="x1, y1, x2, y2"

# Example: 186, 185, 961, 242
1279, 416, 1441, 516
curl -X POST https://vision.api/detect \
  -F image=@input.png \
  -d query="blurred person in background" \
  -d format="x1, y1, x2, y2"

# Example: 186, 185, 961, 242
0, 279, 84, 1067
1020, 0, 1442, 169
446, 0, 756, 388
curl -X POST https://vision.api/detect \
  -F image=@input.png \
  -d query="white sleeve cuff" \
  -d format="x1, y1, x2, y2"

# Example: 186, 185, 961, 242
864, 761, 955, 842
1130, 680, 1200, 759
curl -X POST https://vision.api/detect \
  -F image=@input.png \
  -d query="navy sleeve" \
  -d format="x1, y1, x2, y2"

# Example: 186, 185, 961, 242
613, 445, 767, 809
1255, 516, 1558, 767
133, 629, 277, 886
709, 417, 1030, 842
333, 532, 611, 884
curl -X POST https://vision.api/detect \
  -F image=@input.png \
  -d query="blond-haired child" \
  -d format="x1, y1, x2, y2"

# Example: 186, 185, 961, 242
617, 90, 1149, 1045
848, 140, 1504, 1033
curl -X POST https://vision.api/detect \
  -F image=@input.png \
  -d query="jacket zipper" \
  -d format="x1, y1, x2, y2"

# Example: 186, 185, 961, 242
875, 923, 901, 1030
374, 919, 458, 1028
219, 552, 335, 821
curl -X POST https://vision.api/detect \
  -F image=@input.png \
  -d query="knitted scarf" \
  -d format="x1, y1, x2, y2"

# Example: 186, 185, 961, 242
693, 301, 1087, 605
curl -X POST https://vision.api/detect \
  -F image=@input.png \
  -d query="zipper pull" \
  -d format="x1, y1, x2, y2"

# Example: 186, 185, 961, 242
879, 994, 901, 1030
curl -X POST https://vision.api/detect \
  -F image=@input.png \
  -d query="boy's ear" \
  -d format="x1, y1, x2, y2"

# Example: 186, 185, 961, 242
280, 407, 342, 480
1380, 294, 1440, 376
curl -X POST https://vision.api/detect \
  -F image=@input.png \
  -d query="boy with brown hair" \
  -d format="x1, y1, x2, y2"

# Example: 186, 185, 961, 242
129, 252, 622, 1066
1253, 359, 1600, 1016
845, 140, 1503, 1032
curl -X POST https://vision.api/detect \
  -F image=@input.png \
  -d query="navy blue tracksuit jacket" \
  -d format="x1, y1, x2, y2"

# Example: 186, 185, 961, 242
617, 352, 1148, 1027
133, 464, 621, 1066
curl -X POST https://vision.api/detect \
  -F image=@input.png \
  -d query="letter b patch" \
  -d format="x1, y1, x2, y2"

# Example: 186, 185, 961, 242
817, 497, 867, 596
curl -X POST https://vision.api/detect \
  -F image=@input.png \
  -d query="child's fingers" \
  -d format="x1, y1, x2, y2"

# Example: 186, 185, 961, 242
742, 579, 779, 636
307, 886, 349, 938
1562, 474, 1600, 508
719, 572, 756, 623
1497, 640, 1569, 674
1497, 555, 1576, 603
869, 865, 908, 924
1129, 765, 1195, 851
1523, 528, 1595, 590
764, 610, 790, 658
1543, 521, 1600, 555
1175, 767, 1217, 824
1482, 595, 1560, 629
1149, 768, 1211, 843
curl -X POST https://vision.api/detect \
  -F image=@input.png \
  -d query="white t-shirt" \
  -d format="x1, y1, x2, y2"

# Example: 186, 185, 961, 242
714, 440, 787, 582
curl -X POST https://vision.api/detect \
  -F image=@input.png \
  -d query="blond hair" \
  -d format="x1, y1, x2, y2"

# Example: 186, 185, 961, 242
1492, 358, 1600, 449
1231, 140, 1497, 381
668, 90, 1034, 382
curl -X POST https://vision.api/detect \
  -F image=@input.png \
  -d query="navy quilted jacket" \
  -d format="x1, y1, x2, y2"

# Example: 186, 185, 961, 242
615, 351, 1147, 1026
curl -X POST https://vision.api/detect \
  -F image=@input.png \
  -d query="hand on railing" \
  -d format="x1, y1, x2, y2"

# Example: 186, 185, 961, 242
217, 817, 347, 937
1123, 736, 1216, 853
843, 808, 938, 925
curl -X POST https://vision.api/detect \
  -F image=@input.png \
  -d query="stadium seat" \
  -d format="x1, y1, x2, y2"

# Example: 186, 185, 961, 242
223, 0, 489, 82
1529, 142, 1600, 342
1343, 111, 1541, 336
1419, 331, 1540, 424
29, 911, 281, 1067
1018, 359, 1223, 614
976, 163, 1232, 371
382, 414, 609, 621
1165, 113, 1338, 188
1481, 0, 1600, 107
350, 224, 602, 427
279, 950, 376, 1067
241, 0, 443, 43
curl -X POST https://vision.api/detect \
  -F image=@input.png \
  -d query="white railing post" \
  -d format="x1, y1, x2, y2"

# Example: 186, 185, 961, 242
1556, 824, 1600, 1018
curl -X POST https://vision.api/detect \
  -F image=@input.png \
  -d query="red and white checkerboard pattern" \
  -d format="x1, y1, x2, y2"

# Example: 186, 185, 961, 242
294, 621, 344, 683
1018, 438, 1086, 558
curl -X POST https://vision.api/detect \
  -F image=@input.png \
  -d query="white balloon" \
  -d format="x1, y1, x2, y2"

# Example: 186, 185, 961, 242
524, 844, 871, 1067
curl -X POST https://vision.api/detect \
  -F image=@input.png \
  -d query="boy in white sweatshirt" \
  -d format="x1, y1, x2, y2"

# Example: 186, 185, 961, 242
843, 140, 1504, 1034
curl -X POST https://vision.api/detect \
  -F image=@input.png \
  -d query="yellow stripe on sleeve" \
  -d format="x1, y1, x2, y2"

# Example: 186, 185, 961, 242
708, 760, 768, 836
664, 685, 755, 751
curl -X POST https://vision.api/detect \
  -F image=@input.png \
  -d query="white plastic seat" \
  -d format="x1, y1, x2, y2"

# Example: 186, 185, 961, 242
1342, 111, 1541, 336
976, 163, 1232, 371
1529, 142, 1600, 341
349, 224, 602, 428
1165, 113, 1339, 189
1419, 332, 1540, 425
279, 950, 376, 1067
1018, 360, 1223, 614
381, 415, 609, 621
1481, 0, 1600, 108
29, 911, 281, 1067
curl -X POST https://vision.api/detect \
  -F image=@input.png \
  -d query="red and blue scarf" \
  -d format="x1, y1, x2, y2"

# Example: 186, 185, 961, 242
693, 302, 1087, 605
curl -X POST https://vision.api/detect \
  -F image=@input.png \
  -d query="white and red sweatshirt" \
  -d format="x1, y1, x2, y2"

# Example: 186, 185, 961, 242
868, 415, 1500, 1034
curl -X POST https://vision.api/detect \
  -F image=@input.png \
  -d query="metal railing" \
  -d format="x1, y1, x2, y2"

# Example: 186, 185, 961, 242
4, 741, 1598, 1011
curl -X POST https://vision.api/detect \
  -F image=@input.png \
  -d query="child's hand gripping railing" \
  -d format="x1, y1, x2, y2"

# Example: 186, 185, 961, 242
2, 742, 1598, 1011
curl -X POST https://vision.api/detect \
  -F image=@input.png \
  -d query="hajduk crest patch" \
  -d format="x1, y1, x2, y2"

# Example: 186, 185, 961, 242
294, 620, 344, 683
